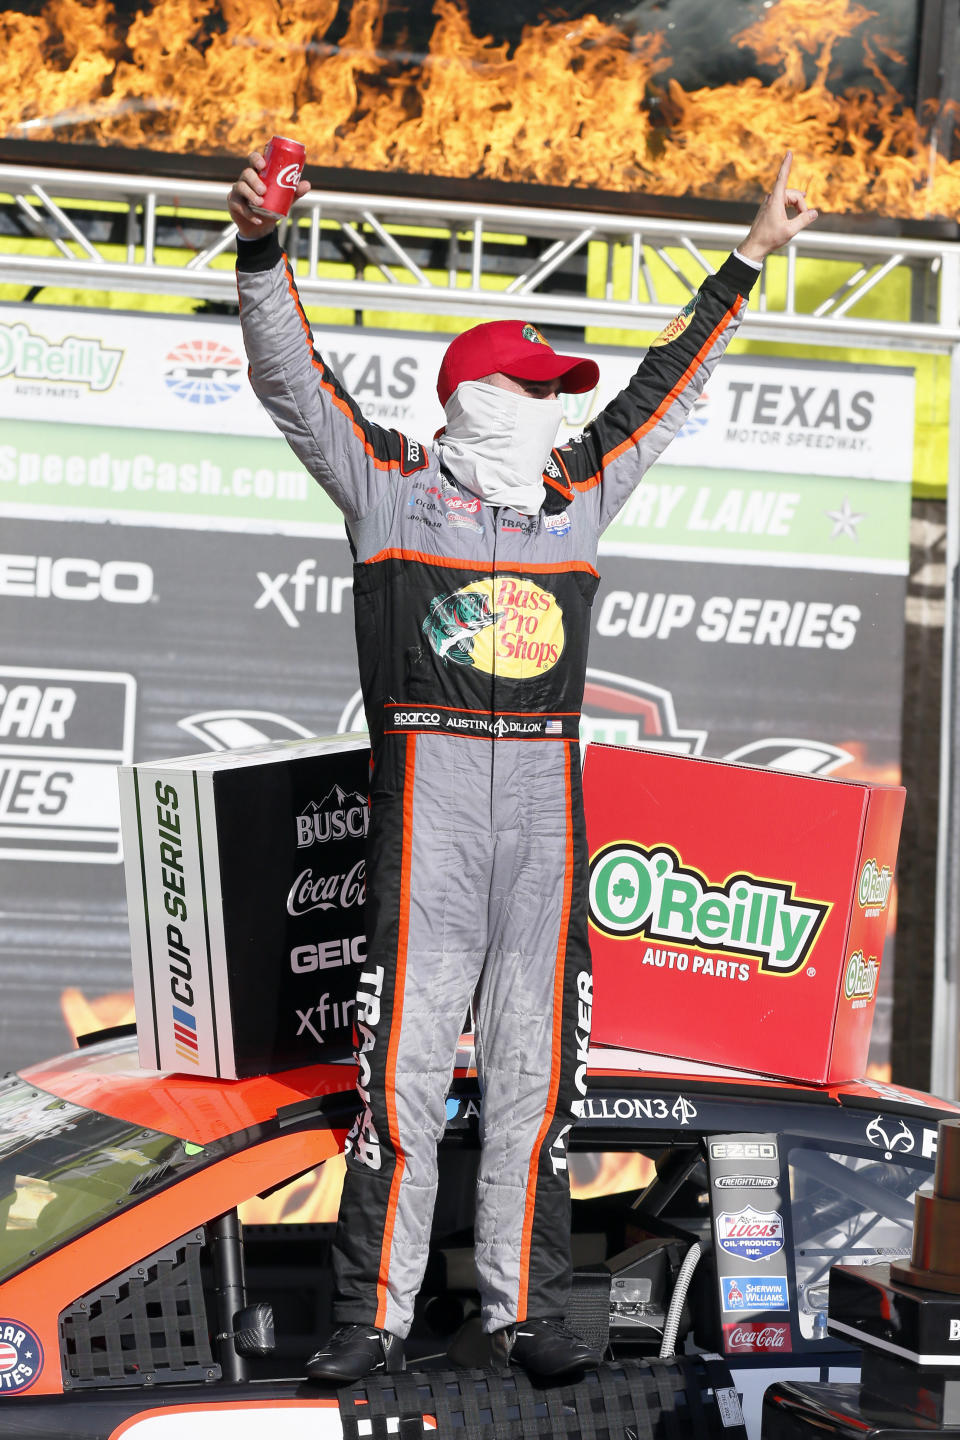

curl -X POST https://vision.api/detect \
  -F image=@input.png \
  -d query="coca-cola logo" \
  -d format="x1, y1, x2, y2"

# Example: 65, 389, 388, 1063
287, 859, 366, 916
276, 163, 303, 190
723, 1321, 791, 1353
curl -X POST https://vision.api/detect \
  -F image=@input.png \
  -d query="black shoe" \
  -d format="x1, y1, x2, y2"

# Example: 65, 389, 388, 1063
304, 1324, 404, 1384
494, 1317, 598, 1380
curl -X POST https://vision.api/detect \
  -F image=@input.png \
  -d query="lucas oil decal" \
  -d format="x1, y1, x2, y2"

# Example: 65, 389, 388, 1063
717, 1207, 784, 1263
422, 577, 564, 677
588, 843, 828, 976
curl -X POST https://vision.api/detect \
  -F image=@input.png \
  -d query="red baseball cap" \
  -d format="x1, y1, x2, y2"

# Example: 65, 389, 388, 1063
437, 320, 600, 408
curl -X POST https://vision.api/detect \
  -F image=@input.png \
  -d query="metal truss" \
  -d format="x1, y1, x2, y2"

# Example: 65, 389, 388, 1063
2, 162, 960, 350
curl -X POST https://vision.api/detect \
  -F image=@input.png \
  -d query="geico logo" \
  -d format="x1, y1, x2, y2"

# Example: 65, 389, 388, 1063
290, 935, 367, 972
0, 554, 153, 603
0, 684, 75, 740
393, 711, 440, 725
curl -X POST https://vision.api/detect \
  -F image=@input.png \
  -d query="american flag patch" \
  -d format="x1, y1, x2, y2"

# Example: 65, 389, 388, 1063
545, 719, 563, 735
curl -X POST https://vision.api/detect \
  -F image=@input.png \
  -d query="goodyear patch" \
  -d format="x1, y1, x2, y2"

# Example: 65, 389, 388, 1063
0, 1319, 43, 1393
650, 295, 700, 349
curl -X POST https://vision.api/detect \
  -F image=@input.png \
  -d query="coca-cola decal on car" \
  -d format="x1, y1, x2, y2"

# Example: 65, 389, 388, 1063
716, 1206, 784, 1262
722, 1320, 792, 1354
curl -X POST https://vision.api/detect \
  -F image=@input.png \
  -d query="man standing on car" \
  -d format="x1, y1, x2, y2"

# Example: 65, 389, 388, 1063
228, 151, 816, 1385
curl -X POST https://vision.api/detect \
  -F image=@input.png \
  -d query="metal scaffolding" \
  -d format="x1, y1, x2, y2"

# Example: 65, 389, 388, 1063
2, 162, 960, 347
4, 161, 960, 1097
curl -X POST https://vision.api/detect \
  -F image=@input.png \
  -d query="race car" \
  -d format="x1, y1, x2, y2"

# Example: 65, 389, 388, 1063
0, 1026, 955, 1439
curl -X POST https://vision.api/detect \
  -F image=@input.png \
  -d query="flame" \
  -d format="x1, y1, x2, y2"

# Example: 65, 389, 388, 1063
2, 0, 959, 219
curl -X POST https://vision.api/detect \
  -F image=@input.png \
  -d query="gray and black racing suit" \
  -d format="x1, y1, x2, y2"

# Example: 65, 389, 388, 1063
236, 230, 759, 1336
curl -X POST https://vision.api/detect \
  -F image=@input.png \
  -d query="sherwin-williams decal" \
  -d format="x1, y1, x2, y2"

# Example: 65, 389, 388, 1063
587, 842, 828, 976
721, 1275, 790, 1312
422, 577, 565, 678
0, 1318, 43, 1393
717, 1208, 785, 1263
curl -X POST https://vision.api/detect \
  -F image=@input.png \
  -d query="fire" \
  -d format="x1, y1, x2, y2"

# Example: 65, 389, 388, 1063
2, 0, 958, 219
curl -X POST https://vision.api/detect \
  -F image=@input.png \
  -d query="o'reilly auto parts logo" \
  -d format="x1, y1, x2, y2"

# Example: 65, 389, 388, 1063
0, 320, 121, 392
296, 787, 369, 847
0, 666, 135, 863
588, 842, 828, 976
858, 857, 893, 911
844, 949, 879, 1008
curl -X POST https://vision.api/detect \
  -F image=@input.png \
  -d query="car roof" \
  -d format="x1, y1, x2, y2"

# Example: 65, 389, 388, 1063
18, 1034, 960, 1147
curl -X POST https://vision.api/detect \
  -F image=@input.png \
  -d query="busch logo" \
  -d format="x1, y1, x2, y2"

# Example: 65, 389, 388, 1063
858, 858, 893, 910
844, 950, 879, 1004
717, 1207, 784, 1263
588, 842, 827, 975
296, 788, 369, 847
287, 860, 366, 916
723, 1321, 791, 1354
344, 965, 385, 1172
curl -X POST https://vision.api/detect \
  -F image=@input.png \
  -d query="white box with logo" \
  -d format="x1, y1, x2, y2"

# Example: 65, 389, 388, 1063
118, 734, 370, 1077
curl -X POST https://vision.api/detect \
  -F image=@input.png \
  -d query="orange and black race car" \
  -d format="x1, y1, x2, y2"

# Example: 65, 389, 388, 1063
0, 1027, 956, 1439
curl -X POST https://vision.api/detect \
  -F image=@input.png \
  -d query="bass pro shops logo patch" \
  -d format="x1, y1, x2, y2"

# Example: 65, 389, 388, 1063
0, 1319, 43, 1393
422, 577, 565, 677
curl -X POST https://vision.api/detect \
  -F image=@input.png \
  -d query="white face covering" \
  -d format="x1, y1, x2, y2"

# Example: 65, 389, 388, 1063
435, 380, 563, 516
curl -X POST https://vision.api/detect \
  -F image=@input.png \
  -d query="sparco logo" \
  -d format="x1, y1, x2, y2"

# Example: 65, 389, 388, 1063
844, 949, 879, 1005
0, 554, 153, 604
588, 842, 828, 976
0, 321, 121, 391
296, 788, 369, 847
287, 860, 365, 915
858, 858, 893, 910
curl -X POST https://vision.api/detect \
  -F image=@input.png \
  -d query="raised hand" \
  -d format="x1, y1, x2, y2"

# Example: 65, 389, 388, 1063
227, 150, 312, 239
739, 151, 818, 263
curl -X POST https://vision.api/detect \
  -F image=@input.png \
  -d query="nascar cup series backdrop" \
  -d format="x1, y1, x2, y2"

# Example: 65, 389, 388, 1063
0, 302, 912, 1076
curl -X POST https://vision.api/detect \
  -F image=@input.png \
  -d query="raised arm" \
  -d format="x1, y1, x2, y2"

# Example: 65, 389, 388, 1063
229, 151, 412, 526
552, 152, 818, 532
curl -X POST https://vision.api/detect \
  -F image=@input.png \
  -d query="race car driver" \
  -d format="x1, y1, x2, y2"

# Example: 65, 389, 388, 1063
228, 151, 816, 1385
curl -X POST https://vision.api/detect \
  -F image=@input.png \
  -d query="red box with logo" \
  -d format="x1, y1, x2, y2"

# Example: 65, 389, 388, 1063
583, 744, 904, 1084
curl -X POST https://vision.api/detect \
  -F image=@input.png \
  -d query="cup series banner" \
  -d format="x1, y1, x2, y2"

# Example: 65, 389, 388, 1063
0, 300, 912, 1075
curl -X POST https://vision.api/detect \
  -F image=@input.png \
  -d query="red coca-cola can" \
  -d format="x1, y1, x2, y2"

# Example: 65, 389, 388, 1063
250, 135, 307, 220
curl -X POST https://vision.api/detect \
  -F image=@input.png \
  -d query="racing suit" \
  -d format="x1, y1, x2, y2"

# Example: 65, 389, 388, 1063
236, 231, 759, 1337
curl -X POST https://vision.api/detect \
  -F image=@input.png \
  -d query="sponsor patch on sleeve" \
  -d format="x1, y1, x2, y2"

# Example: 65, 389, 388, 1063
398, 434, 430, 476
650, 294, 700, 349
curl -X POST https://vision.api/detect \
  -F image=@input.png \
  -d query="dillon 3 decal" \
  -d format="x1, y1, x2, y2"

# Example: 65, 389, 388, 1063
422, 577, 565, 678
587, 842, 829, 976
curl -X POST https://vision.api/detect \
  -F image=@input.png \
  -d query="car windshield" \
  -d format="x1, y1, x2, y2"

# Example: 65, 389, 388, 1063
0, 1074, 215, 1283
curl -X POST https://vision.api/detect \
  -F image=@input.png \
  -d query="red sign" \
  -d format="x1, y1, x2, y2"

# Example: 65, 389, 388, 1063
723, 1321, 792, 1354
584, 745, 905, 1083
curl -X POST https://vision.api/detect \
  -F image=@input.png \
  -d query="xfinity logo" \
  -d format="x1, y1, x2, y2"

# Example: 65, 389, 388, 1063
255, 562, 354, 628
0, 554, 153, 604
